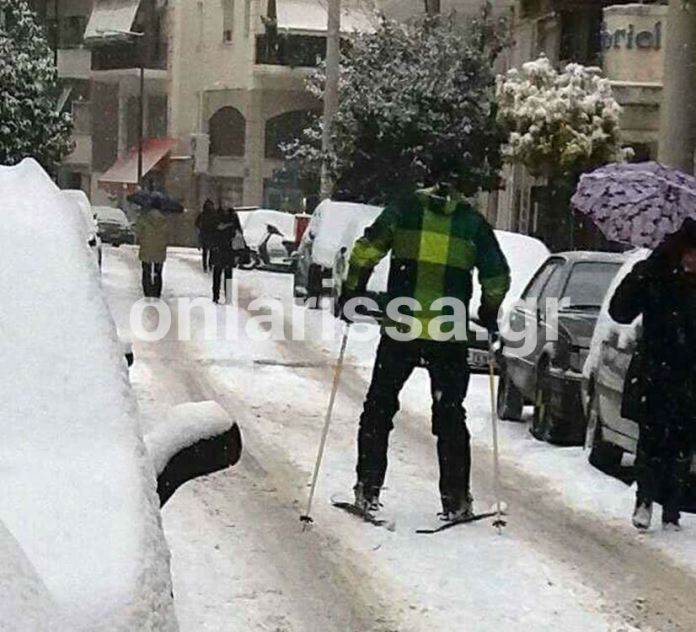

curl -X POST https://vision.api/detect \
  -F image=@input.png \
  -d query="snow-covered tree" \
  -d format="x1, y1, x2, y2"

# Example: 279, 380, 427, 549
496, 55, 628, 179
496, 56, 629, 249
285, 7, 508, 202
0, 0, 72, 171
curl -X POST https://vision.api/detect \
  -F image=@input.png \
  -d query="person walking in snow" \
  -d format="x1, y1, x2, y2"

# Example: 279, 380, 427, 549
210, 206, 244, 304
609, 219, 696, 532
339, 184, 510, 521
195, 199, 218, 272
136, 197, 169, 299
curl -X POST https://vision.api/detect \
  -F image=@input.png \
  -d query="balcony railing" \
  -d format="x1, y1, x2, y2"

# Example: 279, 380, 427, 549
91, 42, 168, 71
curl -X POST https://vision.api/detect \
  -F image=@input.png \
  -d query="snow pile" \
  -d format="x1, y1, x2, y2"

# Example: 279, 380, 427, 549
0, 159, 176, 630
0, 521, 60, 631
307, 200, 384, 268
146, 401, 236, 476
583, 248, 649, 381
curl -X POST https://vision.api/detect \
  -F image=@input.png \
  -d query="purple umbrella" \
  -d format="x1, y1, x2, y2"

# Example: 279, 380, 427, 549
571, 162, 696, 248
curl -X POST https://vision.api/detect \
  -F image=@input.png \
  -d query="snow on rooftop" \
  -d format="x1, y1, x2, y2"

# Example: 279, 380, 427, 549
0, 159, 176, 630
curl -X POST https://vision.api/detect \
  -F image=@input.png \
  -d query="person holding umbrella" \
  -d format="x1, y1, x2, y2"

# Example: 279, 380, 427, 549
210, 206, 244, 304
573, 162, 696, 531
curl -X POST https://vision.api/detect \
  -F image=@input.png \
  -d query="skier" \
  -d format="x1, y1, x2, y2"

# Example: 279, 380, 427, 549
210, 206, 244, 304
136, 197, 169, 299
195, 199, 218, 272
340, 185, 510, 521
609, 219, 696, 531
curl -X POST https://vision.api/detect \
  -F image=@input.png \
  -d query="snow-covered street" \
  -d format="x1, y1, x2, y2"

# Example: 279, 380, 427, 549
103, 246, 696, 632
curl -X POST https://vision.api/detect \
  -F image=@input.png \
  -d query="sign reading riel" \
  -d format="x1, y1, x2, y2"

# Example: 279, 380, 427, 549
601, 21, 662, 51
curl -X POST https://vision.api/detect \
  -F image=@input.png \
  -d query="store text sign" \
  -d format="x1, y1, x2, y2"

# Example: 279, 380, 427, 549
601, 21, 662, 51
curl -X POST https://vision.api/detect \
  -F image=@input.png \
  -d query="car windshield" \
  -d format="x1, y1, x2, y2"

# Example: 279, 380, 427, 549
562, 262, 622, 309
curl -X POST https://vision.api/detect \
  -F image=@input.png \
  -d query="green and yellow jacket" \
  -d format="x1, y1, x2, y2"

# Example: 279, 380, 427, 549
345, 187, 510, 341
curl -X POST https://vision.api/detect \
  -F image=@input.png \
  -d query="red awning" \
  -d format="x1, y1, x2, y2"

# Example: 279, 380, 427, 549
99, 138, 177, 193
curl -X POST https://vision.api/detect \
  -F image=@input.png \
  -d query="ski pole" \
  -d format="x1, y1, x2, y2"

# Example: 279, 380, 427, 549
300, 323, 351, 528
488, 333, 507, 534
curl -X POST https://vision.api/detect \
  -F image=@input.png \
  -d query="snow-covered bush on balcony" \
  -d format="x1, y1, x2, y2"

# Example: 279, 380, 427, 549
496, 55, 629, 179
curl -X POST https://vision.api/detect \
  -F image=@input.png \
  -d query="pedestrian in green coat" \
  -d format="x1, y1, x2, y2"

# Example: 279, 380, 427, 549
136, 201, 169, 298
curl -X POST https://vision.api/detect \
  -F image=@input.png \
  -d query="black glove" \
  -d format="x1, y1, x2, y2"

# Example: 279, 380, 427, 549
477, 302, 499, 335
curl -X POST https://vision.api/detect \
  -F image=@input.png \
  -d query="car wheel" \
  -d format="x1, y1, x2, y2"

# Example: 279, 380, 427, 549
531, 362, 552, 441
587, 392, 623, 472
497, 369, 523, 421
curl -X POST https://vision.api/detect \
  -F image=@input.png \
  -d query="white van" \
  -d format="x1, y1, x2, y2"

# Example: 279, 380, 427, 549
293, 199, 383, 298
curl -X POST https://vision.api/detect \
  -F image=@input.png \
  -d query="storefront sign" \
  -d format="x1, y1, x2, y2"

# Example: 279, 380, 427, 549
601, 21, 662, 51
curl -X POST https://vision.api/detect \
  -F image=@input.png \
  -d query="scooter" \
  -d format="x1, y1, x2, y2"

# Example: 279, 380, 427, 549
238, 224, 298, 272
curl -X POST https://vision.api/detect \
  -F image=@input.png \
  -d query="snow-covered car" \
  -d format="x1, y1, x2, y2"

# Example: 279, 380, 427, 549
94, 205, 135, 246
0, 159, 241, 630
334, 228, 550, 372
498, 251, 625, 445
294, 200, 383, 299
60, 189, 102, 268
578, 249, 696, 477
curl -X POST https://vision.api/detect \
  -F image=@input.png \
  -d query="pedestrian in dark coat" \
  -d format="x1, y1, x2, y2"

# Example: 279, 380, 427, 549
609, 219, 696, 531
210, 206, 244, 304
195, 199, 218, 272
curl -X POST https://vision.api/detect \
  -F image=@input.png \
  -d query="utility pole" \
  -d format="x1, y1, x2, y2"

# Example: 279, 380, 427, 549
658, 0, 696, 173
320, 0, 340, 200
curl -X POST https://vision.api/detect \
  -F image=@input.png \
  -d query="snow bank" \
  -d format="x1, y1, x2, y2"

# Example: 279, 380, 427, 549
0, 159, 176, 630
145, 401, 236, 476
583, 248, 649, 381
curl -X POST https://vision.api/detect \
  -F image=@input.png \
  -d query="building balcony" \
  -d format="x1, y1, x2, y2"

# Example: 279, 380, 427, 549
57, 48, 92, 80
252, 63, 314, 92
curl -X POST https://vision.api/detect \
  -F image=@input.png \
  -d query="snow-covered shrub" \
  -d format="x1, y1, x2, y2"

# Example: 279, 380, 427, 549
0, 0, 73, 171
496, 55, 629, 179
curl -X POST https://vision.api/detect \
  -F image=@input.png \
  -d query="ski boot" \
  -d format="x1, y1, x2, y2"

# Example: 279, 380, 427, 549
632, 500, 653, 531
353, 481, 381, 514
439, 492, 474, 523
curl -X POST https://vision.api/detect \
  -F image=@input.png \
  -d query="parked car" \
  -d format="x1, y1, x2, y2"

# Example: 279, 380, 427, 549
334, 229, 550, 372
61, 189, 102, 268
497, 251, 625, 444
94, 205, 135, 246
0, 158, 241, 629
293, 200, 383, 299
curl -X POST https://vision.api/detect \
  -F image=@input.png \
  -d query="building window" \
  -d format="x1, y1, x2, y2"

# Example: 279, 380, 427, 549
256, 34, 326, 67
222, 0, 234, 42
148, 95, 169, 139
209, 107, 246, 157
559, 10, 603, 66
265, 110, 318, 159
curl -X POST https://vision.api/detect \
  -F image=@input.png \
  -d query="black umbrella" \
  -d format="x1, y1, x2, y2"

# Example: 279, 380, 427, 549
128, 189, 184, 214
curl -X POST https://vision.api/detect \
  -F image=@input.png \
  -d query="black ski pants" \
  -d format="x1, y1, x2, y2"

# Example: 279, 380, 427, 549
212, 265, 233, 302
636, 418, 696, 522
142, 262, 164, 298
357, 335, 471, 506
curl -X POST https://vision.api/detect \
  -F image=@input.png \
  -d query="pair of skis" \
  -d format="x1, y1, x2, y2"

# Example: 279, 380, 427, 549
331, 498, 507, 534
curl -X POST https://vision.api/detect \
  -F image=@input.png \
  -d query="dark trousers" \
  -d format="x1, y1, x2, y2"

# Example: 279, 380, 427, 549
142, 262, 164, 298
357, 335, 471, 507
636, 419, 695, 522
201, 248, 211, 272
212, 266, 233, 301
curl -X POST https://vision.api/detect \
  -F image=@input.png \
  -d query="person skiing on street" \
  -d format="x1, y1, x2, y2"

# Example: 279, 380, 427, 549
609, 219, 696, 532
210, 206, 244, 304
196, 199, 218, 272
340, 184, 510, 521
136, 197, 169, 299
